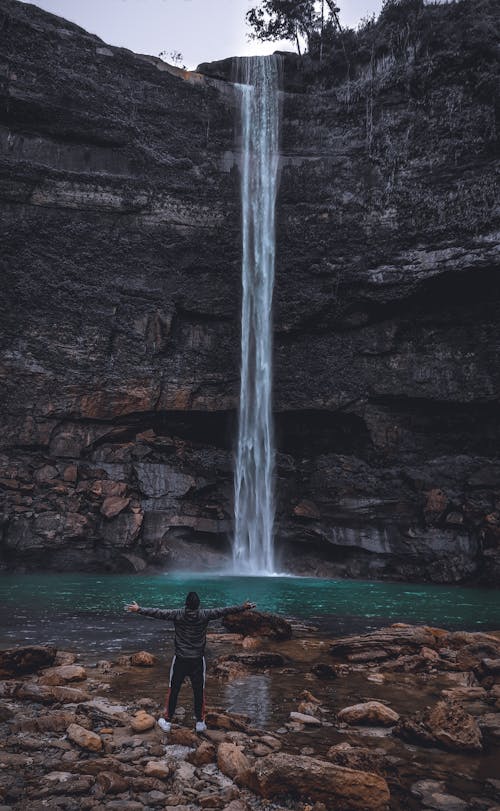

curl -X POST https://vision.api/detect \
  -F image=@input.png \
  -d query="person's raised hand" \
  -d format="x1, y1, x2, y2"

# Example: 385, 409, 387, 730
243, 600, 256, 610
125, 600, 139, 613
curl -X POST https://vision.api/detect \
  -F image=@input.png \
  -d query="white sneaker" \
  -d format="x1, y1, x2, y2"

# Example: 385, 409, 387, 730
157, 718, 171, 733
195, 720, 207, 733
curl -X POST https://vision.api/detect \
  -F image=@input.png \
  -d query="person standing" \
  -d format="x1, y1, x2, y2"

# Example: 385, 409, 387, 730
125, 591, 255, 732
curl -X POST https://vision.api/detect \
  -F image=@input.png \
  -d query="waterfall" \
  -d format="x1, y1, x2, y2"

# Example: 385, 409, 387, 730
233, 55, 282, 575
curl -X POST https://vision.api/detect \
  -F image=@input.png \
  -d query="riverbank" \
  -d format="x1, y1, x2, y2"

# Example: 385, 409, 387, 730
1, 617, 499, 810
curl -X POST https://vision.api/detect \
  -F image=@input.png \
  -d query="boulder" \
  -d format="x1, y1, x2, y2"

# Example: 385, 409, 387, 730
246, 753, 390, 810
144, 760, 172, 779
0, 644, 57, 677
206, 710, 251, 732
187, 740, 216, 765
396, 700, 482, 752
130, 710, 156, 732
338, 701, 400, 726
17, 683, 90, 704
222, 610, 292, 640
326, 743, 388, 775
39, 665, 87, 685
96, 771, 129, 794
130, 651, 157, 667
217, 743, 252, 782
168, 727, 199, 747
67, 723, 103, 752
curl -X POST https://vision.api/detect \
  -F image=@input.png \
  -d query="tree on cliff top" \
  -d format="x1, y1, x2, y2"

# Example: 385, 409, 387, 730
246, 0, 342, 57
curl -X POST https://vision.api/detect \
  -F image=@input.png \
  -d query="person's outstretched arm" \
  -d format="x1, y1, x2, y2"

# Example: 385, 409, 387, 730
201, 599, 256, 621
125, 601, 182, 620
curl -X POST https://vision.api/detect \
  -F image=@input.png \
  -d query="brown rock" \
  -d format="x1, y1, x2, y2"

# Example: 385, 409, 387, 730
0, 644, 57, 677
217, 742, 252, 781
326, 743, 388, 775
67, 723, 103, 752
187, 740, 216, 765
206, 710, 251, 732
168, 726, 199, 747
96, 771, 129, 794
39, 665, 87, 685
223, 803, 249, 811
63, 464, 78, 482
101, 495, 130, 518
222, 610, 292, 640
311, 663, 338, 680
241, 636, 261, 650
297, 700, 319, 716
130, 710, 156, 732
247, 753, 390, 810
338, 701, 399, 726
130, 650, 157, 667
144, 760, 172, 779
396, 700, 483, 752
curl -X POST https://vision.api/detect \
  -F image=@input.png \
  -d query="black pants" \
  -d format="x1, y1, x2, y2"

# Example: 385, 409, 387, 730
164, 655, 206, 722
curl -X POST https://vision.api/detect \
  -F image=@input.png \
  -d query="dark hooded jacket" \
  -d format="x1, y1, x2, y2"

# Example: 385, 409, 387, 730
137, 603, 248, 658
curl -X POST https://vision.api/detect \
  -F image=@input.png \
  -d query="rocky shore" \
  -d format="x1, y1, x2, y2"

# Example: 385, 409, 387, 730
1, 612, 499, 810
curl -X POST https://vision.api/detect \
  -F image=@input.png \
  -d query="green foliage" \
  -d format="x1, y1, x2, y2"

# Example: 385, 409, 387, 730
246, 1, 340, 54
305, 0, 500, 101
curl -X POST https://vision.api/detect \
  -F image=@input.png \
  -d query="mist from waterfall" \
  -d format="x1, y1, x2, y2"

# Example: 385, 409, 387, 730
233, 55, 282, 576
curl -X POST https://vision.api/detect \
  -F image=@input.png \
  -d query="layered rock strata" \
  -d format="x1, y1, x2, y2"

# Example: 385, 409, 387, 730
0, 0, 499, 581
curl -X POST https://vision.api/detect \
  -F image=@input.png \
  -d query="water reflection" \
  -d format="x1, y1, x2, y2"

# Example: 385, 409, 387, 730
224, 673, 272, 725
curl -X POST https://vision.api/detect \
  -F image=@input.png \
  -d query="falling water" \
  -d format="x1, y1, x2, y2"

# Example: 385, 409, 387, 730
233, 56, 282, 575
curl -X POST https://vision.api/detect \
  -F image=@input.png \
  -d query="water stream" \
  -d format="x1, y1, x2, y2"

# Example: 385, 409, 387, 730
233, 55, 282, 575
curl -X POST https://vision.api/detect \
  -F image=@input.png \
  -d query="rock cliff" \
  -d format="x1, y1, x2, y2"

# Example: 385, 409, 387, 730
1, 0, 499, 583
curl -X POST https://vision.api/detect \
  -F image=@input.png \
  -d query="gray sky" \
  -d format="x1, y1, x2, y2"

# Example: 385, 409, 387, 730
20, 0, 384, 69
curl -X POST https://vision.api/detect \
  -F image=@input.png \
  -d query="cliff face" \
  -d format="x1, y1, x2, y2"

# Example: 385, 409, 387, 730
1, 0, 499, 583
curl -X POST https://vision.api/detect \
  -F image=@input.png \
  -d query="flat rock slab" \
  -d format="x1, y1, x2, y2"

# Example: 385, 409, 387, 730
246, 752, 390, 810
411, 780, 468, 811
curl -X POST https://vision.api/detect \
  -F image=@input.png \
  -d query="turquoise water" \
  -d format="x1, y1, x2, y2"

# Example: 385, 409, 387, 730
0, 573, 499, 656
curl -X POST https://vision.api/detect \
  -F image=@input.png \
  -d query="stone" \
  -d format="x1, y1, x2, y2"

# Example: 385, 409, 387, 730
0, 644, 57, 677
168, 727, 198, 747
130, 710, 156, 732
205, 711, 251, 732
482, 658, 500, 674
217, 743, 252, 781
289, 711, 322, 725
130, 651, 157, 667
96, 771, 129, 794
222, 610, 292, 640
67, 723, 103, 752
39, 665, 87, 685
101, 495, 130, 518
338, 701, 400, 726
246, 753, 390, 810
144, 760, 172, 779
411, 780, 468, 811
396, 700, 483, 752
477, 713, 500, 743
326, 743, 388, 775
187, 740, 216, 765
311, 663, 338, 680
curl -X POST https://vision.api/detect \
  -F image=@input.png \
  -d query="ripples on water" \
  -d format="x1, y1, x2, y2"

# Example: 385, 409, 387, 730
1, 573, 499, 657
